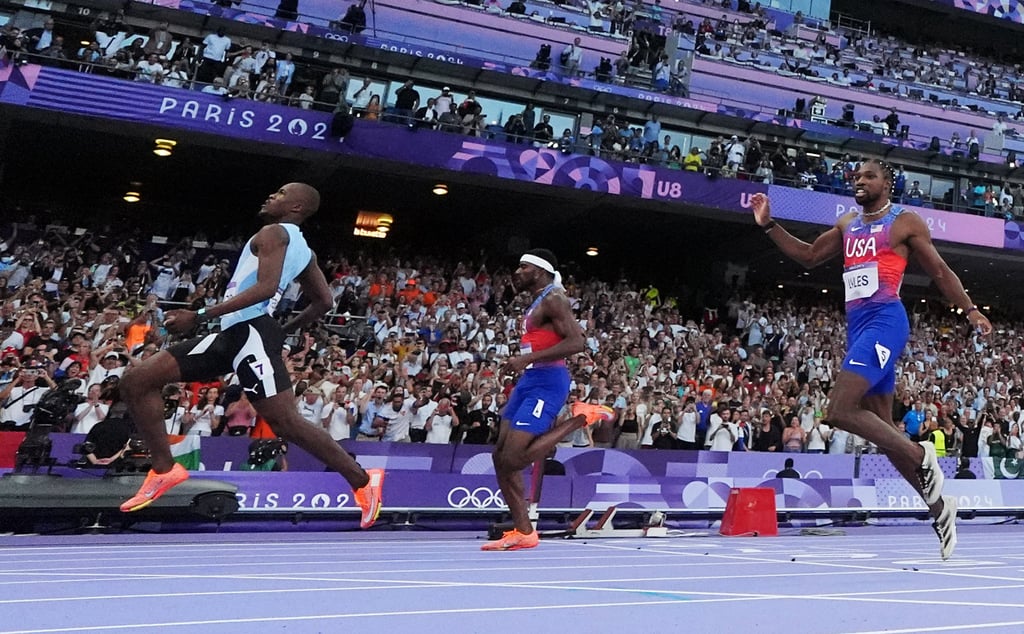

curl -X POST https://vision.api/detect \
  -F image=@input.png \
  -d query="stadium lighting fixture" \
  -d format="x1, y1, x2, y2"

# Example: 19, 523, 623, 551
153, 139, 177, 157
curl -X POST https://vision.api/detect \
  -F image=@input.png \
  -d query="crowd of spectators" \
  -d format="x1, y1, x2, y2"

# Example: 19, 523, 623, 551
466, 0, 1024, 193
9, 0, 1023, 130
495, 0, 1024, 120
5, 8, 1019, 219
2, 5, 1024, 458
1, 218, 1022, 464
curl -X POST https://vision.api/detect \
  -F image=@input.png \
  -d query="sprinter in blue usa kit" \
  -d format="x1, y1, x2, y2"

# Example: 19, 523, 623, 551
750, 159, 992, 559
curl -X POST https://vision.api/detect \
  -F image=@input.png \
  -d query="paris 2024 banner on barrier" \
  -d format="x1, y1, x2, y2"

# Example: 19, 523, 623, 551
24, 433, 1024, 514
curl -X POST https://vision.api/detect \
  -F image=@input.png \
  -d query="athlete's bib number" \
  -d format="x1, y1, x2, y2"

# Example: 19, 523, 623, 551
843, 263, 879, 302
520, 342, 534, 370
266, 291, 282, 315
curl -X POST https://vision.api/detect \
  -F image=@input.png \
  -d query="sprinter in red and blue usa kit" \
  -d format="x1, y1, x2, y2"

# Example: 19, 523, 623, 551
841, 200, 910, 396
482, 249, 612, 551
749, 159, 992, 560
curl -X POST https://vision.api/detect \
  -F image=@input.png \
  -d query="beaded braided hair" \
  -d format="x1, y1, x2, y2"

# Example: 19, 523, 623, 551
861, 157, 896, 198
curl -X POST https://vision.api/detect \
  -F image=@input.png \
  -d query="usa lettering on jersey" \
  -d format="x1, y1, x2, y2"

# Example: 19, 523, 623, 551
845, 236, 877, 259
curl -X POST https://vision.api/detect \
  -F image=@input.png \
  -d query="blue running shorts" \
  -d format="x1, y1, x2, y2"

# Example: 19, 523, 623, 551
842, 301, 910, 396
504, 365, 571, 435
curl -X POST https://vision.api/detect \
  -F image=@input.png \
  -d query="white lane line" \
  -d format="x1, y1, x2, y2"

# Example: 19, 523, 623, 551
0, 565, 880, 606
0, 558, 751, 579
0, 539, 471, 548
0, 570, 898, 604
0, 536, 1014, 588
0, 568, 891, 590
11, 564, 1021, 611
52, 542, 976, 591
0, 539, 501, 554
0, 596, 777, 634
0, 551, 686, 569
3, 587, 1017, 634
557, 539, 1024, 590
841, 620, 1024, 634
0, 536, 1008, 566
0, 582, 468, 605
518, 569, 1000, 587
803, 595, 1023, 610
0, 544, 506, 560
820, 583, 1024, 599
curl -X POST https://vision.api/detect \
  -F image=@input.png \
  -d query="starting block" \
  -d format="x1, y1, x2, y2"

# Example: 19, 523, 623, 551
720, 487, 778, 536
486, 459, 666, 540
544, 506, 668, 539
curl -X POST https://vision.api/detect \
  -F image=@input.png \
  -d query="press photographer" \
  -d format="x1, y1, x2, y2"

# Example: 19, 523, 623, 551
0, 360, 55, 430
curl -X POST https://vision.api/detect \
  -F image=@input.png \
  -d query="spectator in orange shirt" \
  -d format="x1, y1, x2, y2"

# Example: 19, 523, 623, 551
368, 273, 394, 303
124, 310, 157, 353
421, 280, 442, 307
398, 279, 421, 304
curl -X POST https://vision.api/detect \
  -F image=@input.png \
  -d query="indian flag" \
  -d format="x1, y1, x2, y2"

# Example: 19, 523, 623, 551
168, 434, 201, 470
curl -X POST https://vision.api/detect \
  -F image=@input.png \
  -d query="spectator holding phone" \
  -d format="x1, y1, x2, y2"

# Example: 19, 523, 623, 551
0, 360, 54, 430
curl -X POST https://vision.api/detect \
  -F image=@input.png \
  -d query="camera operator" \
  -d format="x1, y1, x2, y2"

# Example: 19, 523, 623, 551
0, 360, 54, 430
162, 384, 194, 435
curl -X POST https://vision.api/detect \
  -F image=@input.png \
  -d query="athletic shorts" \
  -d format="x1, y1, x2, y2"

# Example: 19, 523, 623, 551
167, 315, 290, 402
842, 302, 909, 396
504, 365, 571, 435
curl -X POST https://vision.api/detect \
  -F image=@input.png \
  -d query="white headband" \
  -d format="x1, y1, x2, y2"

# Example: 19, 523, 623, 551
520, 254, 555, 274
520, 253, 563, 289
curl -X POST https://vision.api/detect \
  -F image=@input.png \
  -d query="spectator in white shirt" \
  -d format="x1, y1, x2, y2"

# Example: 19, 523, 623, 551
425, 397, 457, 444
134, 54, 164, 83
321, 386, 357, 441
72, 384, 108, 434
706, 407, 737, 451
297, 386, 325, 425
199, 27, 232, 84
805, 419, 831, 453
187, 386, 223, 436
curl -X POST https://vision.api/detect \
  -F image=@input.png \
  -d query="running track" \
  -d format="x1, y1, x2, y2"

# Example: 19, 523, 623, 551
1, 524, 1022, 633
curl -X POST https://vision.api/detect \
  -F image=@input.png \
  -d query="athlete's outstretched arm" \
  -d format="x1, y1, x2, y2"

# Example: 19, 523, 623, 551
900, 213, 993, 335
282, 252, 334, 332
749, 193, 844, 268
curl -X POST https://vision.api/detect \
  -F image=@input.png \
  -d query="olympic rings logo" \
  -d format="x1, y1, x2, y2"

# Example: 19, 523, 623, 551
447, 486, 507, 509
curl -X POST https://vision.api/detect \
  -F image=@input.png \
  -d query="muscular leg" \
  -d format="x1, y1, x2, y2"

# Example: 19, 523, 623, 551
120, 351, 182, 474
494, 438, 530, 532
493, 414, 587, 534
831, 372, 941, 517
253, 392, 369, 490
861, 392, 895, 426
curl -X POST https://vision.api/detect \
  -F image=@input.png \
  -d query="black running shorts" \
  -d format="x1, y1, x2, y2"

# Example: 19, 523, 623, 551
167, 315, 291, 402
